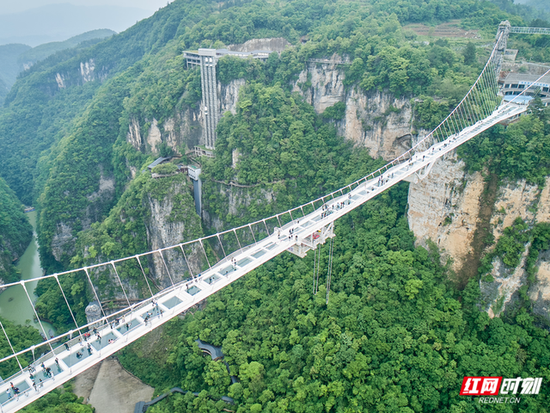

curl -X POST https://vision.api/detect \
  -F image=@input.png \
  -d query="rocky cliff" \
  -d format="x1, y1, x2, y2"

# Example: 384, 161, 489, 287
144, 178, 204, 289
292, 61, 414, 160
408, 153, 550, 322
0, 177, 33, 283
78, 172, 204, 298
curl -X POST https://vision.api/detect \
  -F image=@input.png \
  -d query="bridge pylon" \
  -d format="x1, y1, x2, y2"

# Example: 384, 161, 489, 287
496, 21, 511, 76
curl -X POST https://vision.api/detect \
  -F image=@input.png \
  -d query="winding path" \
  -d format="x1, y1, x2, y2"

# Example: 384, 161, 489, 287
133, 340, 236, 413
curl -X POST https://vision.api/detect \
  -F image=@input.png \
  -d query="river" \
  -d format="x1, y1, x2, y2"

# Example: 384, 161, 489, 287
0, 211, 55, 337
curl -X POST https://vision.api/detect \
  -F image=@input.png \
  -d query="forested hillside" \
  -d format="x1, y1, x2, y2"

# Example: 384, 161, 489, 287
0, 0, 550, 411
120, 184, 550, 412
0, 177, 32, 284
0, 29, 115, 106
0, 0, 522, 273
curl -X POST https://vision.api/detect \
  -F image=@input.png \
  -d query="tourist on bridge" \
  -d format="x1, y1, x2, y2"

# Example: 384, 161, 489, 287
6, 388, 11, 399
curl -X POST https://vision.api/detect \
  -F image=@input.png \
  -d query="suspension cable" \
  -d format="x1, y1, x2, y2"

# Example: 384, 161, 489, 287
326, 237, 335, 305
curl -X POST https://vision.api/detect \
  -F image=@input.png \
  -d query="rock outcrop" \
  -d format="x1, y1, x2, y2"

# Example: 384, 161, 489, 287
125, 106, 203, 154
408, 153, 550, 320
228, 38, 290, 53
292, 61, 413, 160
408, 154, 484, 272
144, 179, 203, 289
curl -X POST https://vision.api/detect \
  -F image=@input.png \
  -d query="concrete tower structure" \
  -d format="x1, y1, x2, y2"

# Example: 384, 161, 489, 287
184, 48, 270, 150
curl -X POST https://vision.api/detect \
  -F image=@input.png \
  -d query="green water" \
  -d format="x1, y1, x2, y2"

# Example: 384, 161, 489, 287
0, 211, 55, 336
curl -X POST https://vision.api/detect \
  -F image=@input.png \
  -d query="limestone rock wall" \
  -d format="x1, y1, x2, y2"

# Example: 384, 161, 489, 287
479, 177, 550, 320
144, 180, 203, 289
292, 62, 413, 160
219, 78, 245, 116
408, 154, 550, 321
407, 154, 484, 272
228, 38, 290, 53
530, 252, 550, 320
125, 106, 202, 154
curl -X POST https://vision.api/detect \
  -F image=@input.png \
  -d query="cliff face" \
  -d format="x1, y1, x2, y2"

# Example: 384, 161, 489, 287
144, 179, 203, 289
0, 177, 33, 283
292, 62, 413, 160
408, 154, 485, 272
408, 153, 550, 321
126, 106, 203, 155
78, 173, 203, 299
50, 171, 116, 262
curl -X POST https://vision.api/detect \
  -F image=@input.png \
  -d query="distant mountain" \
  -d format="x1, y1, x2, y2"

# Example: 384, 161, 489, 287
0, 3, 151, 46
0, 29, 115, 105
0, 77, 9, 104
18, 29, 116, 69
0, 43, 31, 90
523, 0, 550, 14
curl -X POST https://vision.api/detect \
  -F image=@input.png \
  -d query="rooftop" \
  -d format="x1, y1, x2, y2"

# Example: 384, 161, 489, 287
502, 73, 550, 86
184, 48, 272, 60
147, 157, 171, 170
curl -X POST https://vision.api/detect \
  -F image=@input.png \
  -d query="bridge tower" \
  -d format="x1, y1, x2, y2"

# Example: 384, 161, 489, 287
495, 21, 512, 75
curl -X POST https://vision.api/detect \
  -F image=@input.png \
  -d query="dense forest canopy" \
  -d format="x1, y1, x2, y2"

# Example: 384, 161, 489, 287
120, 184, 550, 412
0, 177, 32, 283
0, 0, 549, 411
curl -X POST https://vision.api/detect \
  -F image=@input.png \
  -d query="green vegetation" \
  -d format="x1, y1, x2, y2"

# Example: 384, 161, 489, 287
121, 184, 550, 412
322, 102, 346, 121
479, 217, 530, 275
0, 316, 42, 379
0, 177, 32, 283
0, 0, 549, 409
0, 0, 541, 275
459, 109, 550, 185
0, 43, 31, 102
17, 30, 115, 69
202, 82, 380, 228
21, 382, 92, 413
0, 30, 114, 107
34, 170, 202, 333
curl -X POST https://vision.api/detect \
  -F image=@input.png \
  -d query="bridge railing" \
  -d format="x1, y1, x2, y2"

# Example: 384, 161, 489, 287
510, 27, 550, 35
1, 31, 548, 387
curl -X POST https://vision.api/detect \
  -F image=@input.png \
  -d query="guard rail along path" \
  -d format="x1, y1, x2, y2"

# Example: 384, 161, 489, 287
0, 22, 547, 412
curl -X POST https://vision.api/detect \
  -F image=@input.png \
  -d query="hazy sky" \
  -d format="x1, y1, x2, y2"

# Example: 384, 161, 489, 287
0, 1, 176, 45
0, 0, 173, 15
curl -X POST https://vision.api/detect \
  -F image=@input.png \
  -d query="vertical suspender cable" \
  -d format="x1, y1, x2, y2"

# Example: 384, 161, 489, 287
158, 250, 175, 286
179, 245, 195, 279
21, 283, 54, 354
326, 237, 334, 305
136, 255, 154, 298
54, 274, 83, 339
0, 320, 24, 373
110, 262, 131, 308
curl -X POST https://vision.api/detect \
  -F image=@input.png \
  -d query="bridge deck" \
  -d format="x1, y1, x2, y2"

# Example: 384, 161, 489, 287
0, 103, 527, 413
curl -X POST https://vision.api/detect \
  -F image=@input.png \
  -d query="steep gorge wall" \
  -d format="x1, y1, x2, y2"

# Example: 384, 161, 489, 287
292, 61, 414, 161
144, 180, 203, 289
408, 154, 550, 322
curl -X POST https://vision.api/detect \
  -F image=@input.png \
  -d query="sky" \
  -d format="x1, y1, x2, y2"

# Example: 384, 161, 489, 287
0, 0, 173, 15
0, 1, 175, 46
